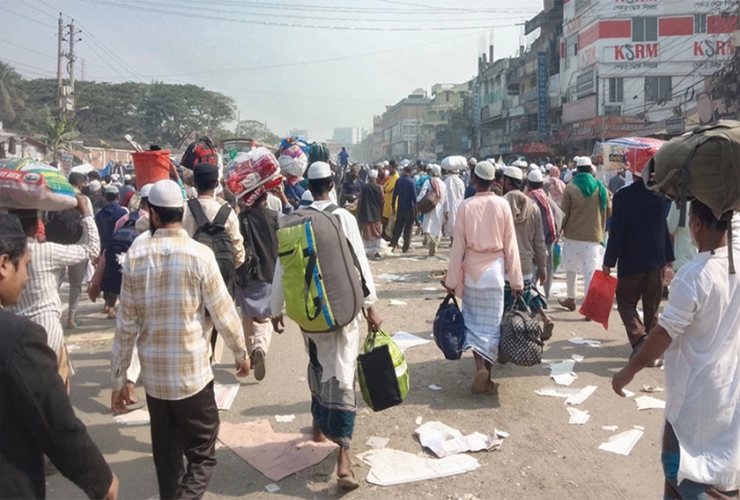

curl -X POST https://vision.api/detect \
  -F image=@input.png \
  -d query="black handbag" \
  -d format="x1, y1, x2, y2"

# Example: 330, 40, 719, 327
433, 294, 466, 360
499, 296, 544, 366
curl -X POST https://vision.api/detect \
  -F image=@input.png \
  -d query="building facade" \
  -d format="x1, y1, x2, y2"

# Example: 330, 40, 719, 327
381, 89, 429, 159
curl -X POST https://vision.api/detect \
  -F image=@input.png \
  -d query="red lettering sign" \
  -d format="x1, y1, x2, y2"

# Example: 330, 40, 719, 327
614, 43, 659, 60
693, 39, 736, 57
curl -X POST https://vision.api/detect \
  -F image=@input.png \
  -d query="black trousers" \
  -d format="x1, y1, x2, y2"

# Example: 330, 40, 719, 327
616, 268, 664, 347
390, 210, 415, 252
147, 381, 219, 500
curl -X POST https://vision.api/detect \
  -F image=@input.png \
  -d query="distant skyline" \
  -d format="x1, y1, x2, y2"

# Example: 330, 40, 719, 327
0, 0, 543, 141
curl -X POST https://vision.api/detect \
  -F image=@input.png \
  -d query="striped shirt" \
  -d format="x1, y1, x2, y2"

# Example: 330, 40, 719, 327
7, 216, 100, 355
111, 228, 247, 400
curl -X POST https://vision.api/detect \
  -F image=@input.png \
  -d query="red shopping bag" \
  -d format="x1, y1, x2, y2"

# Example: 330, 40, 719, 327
579, 271, 618, 329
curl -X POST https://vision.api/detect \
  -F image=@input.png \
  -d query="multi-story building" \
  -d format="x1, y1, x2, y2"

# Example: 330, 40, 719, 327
421, 82, 473, 160
381, 89, 429, 159
477, 53, 525, 158
560, 0, 737, 152
331, 127, 358, 146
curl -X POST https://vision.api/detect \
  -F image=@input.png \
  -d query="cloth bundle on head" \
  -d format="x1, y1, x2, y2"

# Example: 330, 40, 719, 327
148, 180, 184, 208
224, 148, 281, 202
308, 143, 330, 164
278, 144, 308, 187
441, 156, 467, 172
474, 161, 496, 181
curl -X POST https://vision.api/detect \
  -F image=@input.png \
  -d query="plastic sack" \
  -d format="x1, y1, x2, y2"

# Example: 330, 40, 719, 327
553, 243, 562, 273
224, 147, 281, 201
441, 156, 467, 171
0, 166, 77, 211
433, 294, 466, 360
579, 270, 618, 329
602, 137, 666, 174
358, 329, 409, 412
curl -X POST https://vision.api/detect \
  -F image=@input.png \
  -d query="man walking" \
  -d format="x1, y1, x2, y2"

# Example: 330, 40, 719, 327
613, 200, 740, 499
357, 168, 384, 258
603, 171, 673, 362
527, 168, 563, 298
443, 160, 465, 243
417, 164, 446, 256
382, 161, 400, 240
111, 180, 250, 500
558, 157, 611, 311
390, 164, 417, 253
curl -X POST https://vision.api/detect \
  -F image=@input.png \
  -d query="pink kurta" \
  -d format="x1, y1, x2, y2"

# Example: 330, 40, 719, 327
445, 192, 523, 296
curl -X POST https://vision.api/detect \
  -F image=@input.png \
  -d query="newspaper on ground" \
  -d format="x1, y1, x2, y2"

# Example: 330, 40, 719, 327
415, 421, 508, 458
392, 331, 431, 351
598, 428, 644, 456
113, 409, 150, 426
534, 385, 597, 405
635, 395, 666, 410
357, 448, 480, 486
567, 407, 591, 425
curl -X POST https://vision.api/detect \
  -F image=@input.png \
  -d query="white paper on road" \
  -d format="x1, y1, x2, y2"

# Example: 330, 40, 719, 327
214, 383, 239, 411
357, 448, 480, 486
415, 421, 506, 458
602, 425, 619, 432
389, 299, 408, 306
598, 429, 644, 456
546, 360, 578, 386
567, 407, 591, 425
428, 384, 443, 391
376, 274, 409, 282
275, 414, 296, 423
392, 331, 431, 351
642, 385, 664, 393
113, 409, 150, 426
568, 337, 602, 348
572, 354, 584, 362
534, 385, 597, 405
622, 389, 635, 398
635, 395, 666, 410
265, 484, 280, 493
366, 436, 390, 449
422, 287, 438, 291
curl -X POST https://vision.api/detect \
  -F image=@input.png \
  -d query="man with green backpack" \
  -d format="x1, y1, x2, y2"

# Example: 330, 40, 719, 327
271, 161, 381, 491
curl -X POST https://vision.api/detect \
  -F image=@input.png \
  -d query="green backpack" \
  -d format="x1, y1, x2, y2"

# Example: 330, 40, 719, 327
358, 329, 409, 412
277, 205, 369, 334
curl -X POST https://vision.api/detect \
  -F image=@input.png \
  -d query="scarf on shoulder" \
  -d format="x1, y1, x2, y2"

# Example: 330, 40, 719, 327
529, 188, 556, 240
572, 172, 607, 212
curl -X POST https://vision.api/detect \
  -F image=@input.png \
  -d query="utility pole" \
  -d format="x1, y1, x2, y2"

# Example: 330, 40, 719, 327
57, 13, 64, 119
68, 19, 76, 100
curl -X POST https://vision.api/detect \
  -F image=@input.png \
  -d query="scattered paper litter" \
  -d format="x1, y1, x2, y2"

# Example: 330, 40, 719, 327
275, 414, 296, 423
357, 448, 480, 486
66, 344, 81, 352
422, 287, 438, 291
218, 420, 337, 482
622, 389, 635, 398
392, 331, 431, 351
376, 274, 408, 282
602, 425, 619, 432
265, 484, 280, 493
568, 337, 602, 348
389, 299, 408, 306
642, 385, 664, 393
571, 354, 584, 362
598, 429, 644, 456
415, 421, 506, 458
635, 395, 666, 410
366, 436, 390, 449
428, 384, 442, 391
546, 359, 578, 386
399, 257, 422, 262
113, 409, 150, 426
214, 383, 239, 411
534, 385, 597, 405
415, 416, 423, 426
633, 425, 645, 430
567, 407, 591, 425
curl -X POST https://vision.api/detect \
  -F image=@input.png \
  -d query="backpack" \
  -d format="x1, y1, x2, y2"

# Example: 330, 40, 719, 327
432, 293, 466, 360
277, 204, 369, 334
101, 212, 140, 294
417, 178, 440, 214
45, 208, 83, 244
187, 199, 236, 297
181, 136, 219, 170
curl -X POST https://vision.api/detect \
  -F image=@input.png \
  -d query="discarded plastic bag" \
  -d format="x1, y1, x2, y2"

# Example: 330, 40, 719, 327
579, 270, 617, 329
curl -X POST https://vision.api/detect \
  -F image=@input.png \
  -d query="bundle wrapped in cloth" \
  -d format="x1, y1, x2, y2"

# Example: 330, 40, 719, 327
278, 144, 308, 187
0, 158, 77, 211
225, 147, 283, 207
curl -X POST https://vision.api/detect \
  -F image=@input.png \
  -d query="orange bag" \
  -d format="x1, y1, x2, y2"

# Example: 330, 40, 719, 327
579, 270, 618, 329
131, 150, 173, 190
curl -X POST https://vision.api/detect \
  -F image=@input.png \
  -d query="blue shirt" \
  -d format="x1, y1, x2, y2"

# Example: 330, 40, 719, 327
338, 151, 349, 165
392, 175, 417, 213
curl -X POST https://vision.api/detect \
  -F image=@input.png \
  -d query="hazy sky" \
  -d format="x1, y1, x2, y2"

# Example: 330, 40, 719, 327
1, 0, 543, 141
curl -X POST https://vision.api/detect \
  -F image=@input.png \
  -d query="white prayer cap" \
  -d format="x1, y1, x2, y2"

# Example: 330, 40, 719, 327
468, 157, 478, 167
368, 169, 378, 179
148, 180, 183, 208
383, 161, 389, 166
429, 164, 442, 176
111, 173, 120, 181
545, 163, 553, 171
474, 161, 496, 181
573, 156, 581, 163
88, 180, 101, 192
504, 166, 523, 181
123, 174, 132, 181
529, 163, 539, 171
301, 190, 314, 202
528, 169, 544, 183
140, 183, 154, 198
105, 185, 119, 195
307, 161, 332, 180
577, 156, 593, 167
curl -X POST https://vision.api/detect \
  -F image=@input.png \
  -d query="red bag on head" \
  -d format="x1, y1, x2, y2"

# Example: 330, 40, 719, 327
579, 270, 618, 329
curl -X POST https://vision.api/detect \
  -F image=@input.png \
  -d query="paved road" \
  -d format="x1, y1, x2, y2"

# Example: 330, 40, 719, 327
48, 235, 667, 500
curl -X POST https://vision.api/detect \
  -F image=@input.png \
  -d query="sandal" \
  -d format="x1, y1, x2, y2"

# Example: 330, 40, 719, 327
558, 298, 576, 311
337, 475, 360, 491
542, 322, 555, 341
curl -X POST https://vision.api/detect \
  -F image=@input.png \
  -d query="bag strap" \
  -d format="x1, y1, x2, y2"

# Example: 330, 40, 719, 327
303, 250, 325, 321
442, 292, 459, 310
213, 204, 232, 226
240, 213, 257, 263
187, 198, 210, 227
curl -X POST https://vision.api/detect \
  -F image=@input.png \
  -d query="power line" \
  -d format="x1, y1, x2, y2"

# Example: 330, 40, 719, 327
16, 0, 56, 19
0, 57, 56, 76
72, 0, 527, 31
79, 39, 130, 81
74, 20, 148, 82
0, 5, 56, 28
0, 38, 56, 59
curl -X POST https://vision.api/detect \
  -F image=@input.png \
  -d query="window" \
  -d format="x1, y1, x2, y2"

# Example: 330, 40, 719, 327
564, 33, 578, 70
632, 17, 658, 42
644, 76, 672, 103
609, 77, 624, 102
694, 14, 707, 34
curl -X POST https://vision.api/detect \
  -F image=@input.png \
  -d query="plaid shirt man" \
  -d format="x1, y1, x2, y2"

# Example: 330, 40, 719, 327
111, 228, 247, 401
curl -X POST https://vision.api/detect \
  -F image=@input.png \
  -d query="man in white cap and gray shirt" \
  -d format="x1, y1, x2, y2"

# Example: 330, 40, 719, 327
443, 160, 465, 245
417, 164, 447, 256
111, 179, 250, 499
558, 156, 611, 312
445, 161, 523, 394
271, 161, 381, 490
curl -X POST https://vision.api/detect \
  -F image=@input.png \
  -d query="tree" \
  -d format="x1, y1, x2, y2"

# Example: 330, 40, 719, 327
238, 119, 281, 147
0, 62, 24, 123
43, 112, 79, 162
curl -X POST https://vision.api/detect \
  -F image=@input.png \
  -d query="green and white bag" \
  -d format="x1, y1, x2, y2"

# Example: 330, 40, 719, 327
358, 329, 409, 412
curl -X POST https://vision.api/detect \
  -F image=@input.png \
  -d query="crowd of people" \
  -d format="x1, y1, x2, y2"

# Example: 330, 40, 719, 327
0, 143, 738, 500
